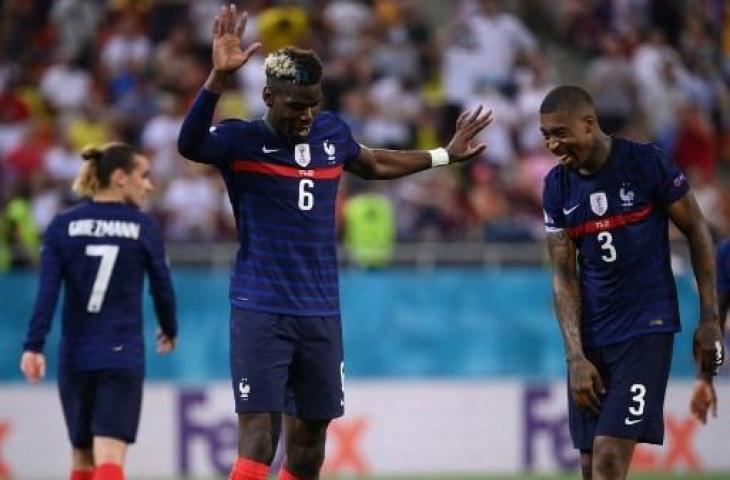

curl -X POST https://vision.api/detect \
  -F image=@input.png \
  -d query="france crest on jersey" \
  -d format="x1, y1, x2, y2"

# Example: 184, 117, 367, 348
542, 137, 689, 347
203, 108, 361, 316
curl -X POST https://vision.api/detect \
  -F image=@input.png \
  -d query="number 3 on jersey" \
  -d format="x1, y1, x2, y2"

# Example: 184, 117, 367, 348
85, 244, 119, 313
298, 179, 314, 211
597, 231, 617, 262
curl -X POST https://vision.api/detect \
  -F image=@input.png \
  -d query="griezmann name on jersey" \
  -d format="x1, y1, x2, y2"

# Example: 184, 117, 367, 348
23, 201, 176, 372
542, 137, 689, 347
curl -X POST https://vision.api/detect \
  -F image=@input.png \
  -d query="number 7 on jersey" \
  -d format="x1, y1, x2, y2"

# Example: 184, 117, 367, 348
85, 244, 119, 313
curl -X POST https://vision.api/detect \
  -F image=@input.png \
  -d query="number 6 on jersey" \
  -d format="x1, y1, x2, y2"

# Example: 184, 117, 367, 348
299, 179, 314, 211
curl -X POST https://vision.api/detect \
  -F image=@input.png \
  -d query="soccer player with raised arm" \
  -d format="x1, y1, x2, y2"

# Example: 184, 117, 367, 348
177, 5, 492, 480
20, 143, 177, 480
540, 85, 724, 480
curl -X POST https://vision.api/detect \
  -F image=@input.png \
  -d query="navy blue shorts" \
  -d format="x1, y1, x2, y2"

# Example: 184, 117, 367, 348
230, 308, 344, 420
568, 333, 674, 451
58, 366, 143, 448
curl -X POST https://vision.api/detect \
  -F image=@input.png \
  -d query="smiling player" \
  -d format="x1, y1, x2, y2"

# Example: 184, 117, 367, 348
540, 85, 724, 480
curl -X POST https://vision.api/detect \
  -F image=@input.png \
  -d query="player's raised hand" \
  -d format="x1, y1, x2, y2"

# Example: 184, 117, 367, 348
693, 321, 724, 377
445, 106, 493, 163
156, 329, 176, 354
690, 378, 717, 424
19, 351, 46, 384
211, 4, 261, 75
568, 356, 606, 415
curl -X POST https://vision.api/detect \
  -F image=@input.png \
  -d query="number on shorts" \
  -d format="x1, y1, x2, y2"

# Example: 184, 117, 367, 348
85, 244, 119, 313
628, 383, 646, 416
597, 231, 617, 262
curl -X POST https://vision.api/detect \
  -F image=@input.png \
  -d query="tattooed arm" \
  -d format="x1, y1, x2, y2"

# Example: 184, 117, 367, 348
546, 229, 605, 414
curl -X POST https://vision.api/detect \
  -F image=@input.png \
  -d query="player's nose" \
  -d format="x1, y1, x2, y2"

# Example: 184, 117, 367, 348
546, 139, 561, 154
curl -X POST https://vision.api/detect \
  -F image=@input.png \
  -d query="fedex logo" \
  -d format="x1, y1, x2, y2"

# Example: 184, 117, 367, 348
523, 384, 578, 471
178, 390, 237, 474
177, 389, 368, 476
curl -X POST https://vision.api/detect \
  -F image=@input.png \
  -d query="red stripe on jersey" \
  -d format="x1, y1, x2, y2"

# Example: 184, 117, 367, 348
568, 204, 653, 238
231, 160, 343, 180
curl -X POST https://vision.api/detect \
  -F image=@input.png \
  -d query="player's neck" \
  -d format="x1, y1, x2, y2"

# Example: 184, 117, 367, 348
579, 132, 612, 175
92, 190, 125, 204
263, 114, 282, 138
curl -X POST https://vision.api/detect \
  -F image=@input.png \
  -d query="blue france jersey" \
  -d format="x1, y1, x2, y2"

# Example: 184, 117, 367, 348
23, 201, 176, 372
178, 90, 361, 316
542, 137, 689, 347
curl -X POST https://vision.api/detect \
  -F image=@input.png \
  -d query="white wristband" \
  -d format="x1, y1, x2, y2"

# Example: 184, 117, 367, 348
429, 147, 449, 167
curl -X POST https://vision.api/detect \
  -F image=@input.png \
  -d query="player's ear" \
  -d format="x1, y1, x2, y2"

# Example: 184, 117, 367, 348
582, 114, 596, 133
110, 168, 128, 189
263, 86, 274, 107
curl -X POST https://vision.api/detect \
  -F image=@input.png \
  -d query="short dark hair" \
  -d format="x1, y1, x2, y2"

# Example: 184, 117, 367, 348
264, 46, 323, 88
539, 85, 594, 114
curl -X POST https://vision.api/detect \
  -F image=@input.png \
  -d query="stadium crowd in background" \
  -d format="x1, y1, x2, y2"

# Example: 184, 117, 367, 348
0, 0, 729, 268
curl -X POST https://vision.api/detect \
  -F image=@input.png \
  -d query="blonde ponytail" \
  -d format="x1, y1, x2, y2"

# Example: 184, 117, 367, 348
72, 146, 103, 197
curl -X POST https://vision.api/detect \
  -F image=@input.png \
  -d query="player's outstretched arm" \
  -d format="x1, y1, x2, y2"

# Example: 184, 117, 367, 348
546, 230, 605, 415
667, 192, 724, 378
205, 4, 261, 93
346, 107, 492, 180
19, 351, 46, 384
178, 5, 260, 163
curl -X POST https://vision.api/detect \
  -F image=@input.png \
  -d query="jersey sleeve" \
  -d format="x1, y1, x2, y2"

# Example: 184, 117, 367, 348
542, 170, 565, 233
23, 218, 63, 353
717, 242, 730, 295
178, 88, 235, 166
338, 116, 362, 165
650, 144, 689, 206
142, 216, 177, 339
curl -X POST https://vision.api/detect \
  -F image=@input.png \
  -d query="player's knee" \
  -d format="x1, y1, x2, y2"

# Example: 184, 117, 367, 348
286, 424, 328, 477
286, 442, 326, 478
592, 444, 628, 479
238, 430, 278, 464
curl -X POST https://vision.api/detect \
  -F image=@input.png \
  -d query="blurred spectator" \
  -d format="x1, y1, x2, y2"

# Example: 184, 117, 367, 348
40, 49, 92, 114
153, 22, 205, 94
515, 53, 555, 153
256, 0, 312, 53
1, 183, 40, 269
343, 189, 396, 268
43, 129, 82, 184
49, 0, 104, 62
465, 0, 536, 90
321, 0, 373, 57
159, 162, 220, 241
674, 103, 717, 184
100, 12, 152, 76
141, 93, 185, 181
585, 33, 637, 135
67, 103, 115, 152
